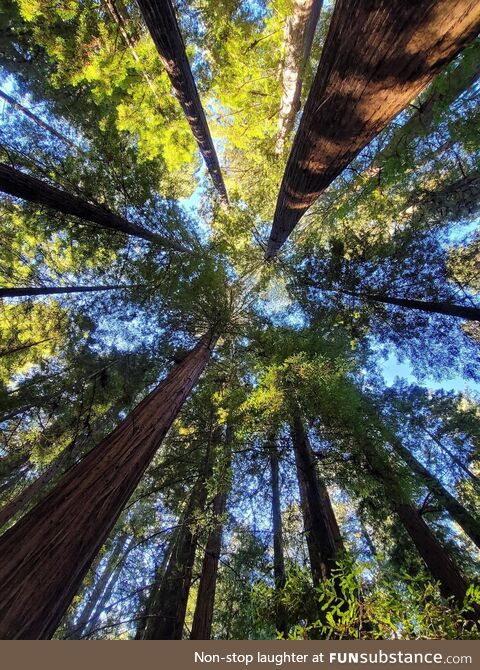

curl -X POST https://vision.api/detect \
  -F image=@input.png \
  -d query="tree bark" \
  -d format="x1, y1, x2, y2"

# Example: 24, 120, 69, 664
0, 163, 190, 252
0, 89, 77, 149
190, 425, 233, 640
290, 410, 341, 584
0, 285, 128, 299
360, 437, 470, 607
0, 332, 216, 639
266, 435, 289, 638
135, 0, 228, 204
266, 0, 480, 257
275, 1, 323, 154
388, 437, 480, 550
350, 291, 480, 322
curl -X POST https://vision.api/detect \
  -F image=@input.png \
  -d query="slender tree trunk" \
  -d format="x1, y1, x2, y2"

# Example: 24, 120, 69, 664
290, 410, 340, 584
0, 437, 79, 529
0, 89, 77, 149
67, 532, 130, 639
266, 435, 289, 638
142, 439, 214, 640
190, 426, 233, 640
351, 291, 480, 322
0, 337, 53, 358
0, 332, 216, 639
104, 0, 163, 105
359, 437, 470, 607
421, 425, 479, 486
275, 1, 323, 154
388, 437, 480, 550
135, 0, 228, 204
0, 163, 189, 251
0, 285, 129, 299
267, 0, 480, 257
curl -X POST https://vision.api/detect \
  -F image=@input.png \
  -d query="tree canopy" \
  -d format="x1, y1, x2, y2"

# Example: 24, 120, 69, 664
0, 0, 479, 640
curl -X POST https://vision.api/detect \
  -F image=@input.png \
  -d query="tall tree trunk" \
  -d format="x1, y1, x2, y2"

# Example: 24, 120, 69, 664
266, 435, 289, 638
0, 163, 189, 252
135, 0, 228, 204
0, 332, 216, 639
0, 89, 77, 149
266, 0, 480, 257
0, 437, 80, 529
275, 1, 323, 154
359, 437, 470, 607
290, 410, 341, 584
388, 437, 480, 550
190, 425, 233, 640
67, 532, 130, 639
0, 285, 131, 299
142, 436, 215, 640
0, 337, 53, 358
421, 425, 479, 487
349, 291, 480, 322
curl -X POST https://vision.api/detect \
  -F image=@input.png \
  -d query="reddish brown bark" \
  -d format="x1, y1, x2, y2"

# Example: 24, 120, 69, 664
0, 333, 216, 639
0, 163, 190, 252
136, 0, 228, 204
267, 0, 480, 257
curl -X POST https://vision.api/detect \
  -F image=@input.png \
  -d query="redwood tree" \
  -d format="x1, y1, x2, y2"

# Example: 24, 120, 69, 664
267, 0, 480, 257
0, 332, 216, 639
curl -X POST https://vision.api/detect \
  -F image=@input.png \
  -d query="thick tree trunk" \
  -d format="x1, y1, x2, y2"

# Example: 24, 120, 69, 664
267, 436, 289, 638
0, 333, 216, 639
190, 426, 233, 640
389, 437, 480, 550
0, 285, 128, 299
0, 163, 189, 252
360, 437, 470, 607
267, 0, 480, 257
275, 1, 323, 154
135, 0, 228, 204
0, 89, 77, 149
290, 411, 340, 584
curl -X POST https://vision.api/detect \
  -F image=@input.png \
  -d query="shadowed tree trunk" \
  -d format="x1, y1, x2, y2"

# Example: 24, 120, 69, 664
0, 285, 129, 299
275, 1, 323, 154
135, 0, 228, 204
290, 410, 341, 584
190, 425, 233, 640
387, 436, 480, 550
0, 89, 77, 149
266, 0, 480, 257
359, 437, 471, 607
142, 431, 217, 640
266, 435, 289, 638
0, 337, 53, 358
421, 425, 479, 486
0, 332, 217, 639
0, 163, 190, 251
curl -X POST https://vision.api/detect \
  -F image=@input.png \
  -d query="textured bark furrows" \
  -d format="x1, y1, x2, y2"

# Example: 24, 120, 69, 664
275, 1, 323, 154
136, 0, 228, 204
0, 163, 189, 252
267, 0, 480, 257
0, 334, 215, 639
0, 285, 126, 298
